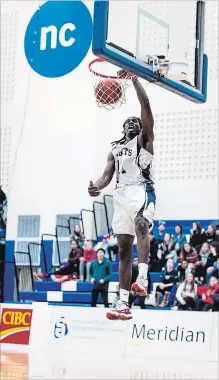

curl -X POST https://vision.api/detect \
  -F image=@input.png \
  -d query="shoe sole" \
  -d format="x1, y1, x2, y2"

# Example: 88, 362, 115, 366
131, 284, 147, 297
106, 313, 133, 321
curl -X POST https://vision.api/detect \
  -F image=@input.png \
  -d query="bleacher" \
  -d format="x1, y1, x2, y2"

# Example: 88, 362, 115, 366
16, 218, 215, 306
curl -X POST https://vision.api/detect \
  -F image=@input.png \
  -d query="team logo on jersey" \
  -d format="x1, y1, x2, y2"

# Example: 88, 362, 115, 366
116, 147, 132, 157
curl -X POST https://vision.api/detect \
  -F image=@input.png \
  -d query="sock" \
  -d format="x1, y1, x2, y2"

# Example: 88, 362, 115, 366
120, 288, 129, 304
138, 263, 148, 278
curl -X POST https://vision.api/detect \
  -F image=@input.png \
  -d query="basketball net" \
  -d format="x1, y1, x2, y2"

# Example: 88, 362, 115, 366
89, 58, 150, 111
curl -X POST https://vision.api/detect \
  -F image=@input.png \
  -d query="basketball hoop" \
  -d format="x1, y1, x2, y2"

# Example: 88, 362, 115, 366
88, 58, 134, 110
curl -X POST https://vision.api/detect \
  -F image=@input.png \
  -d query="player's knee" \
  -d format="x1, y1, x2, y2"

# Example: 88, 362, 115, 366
135, 216, 148, 235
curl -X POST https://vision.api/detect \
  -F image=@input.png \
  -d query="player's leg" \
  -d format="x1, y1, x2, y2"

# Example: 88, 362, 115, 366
131, 216, 150, 295
106, 234, 134, 320
106, 188, 135, 320
131, 187, 156, 296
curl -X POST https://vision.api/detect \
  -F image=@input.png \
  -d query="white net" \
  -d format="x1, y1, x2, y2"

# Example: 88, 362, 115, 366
89, 59, 132, 110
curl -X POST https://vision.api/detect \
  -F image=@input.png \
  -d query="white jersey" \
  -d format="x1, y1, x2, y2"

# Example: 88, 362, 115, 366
111, 135, 155, 190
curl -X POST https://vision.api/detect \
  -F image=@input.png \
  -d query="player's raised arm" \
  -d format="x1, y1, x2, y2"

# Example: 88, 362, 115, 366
132, 79, 154, 154
88, 152, 115, 197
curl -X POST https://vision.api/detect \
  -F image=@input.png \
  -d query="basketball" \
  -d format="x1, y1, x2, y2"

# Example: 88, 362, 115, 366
95, 79, 123, 105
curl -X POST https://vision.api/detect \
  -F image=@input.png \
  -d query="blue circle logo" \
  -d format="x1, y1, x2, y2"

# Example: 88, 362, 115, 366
24, 1, 92, 78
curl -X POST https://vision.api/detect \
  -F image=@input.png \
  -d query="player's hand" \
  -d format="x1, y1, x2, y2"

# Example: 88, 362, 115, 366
99, 279, 104, 284
202, 294, 206, 301
88, 181, 101, 197
91, 278, 96, 284
117, 69, 138, 81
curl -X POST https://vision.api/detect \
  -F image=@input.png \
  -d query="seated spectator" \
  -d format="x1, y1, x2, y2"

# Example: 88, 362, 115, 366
215, 227, 219, 243
90, 248, 112, 308
155, 259, 178, 307
94, 234, 119, 261
190, 222, 206, 251
177, 260, 189, 282
148, 232, 159, 272
211, 258, 219, 280
197, 276, 219, 311
174, 273, 197, 311
194, 242, 213, 283
157, 233, 177, 268
179, 243, 198, 265
129, 257, 151, 309
94, 235, 110, 259
153, 221, 166, 244
107, 233, 119, 261
80, 241, 96, 281
205, 242, 219, 281
204, 224, 216, 244
71, 224, 85, 248
34, 240, 82, 283
172, 224, 187, 254
209, 242, 219, 262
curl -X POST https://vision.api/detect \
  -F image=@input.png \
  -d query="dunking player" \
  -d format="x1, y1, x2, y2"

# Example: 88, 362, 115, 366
88, 75, 155, 320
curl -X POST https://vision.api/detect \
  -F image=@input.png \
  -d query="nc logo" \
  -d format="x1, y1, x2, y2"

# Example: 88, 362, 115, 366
54, 317, 68, 339
24, 1, 92, 78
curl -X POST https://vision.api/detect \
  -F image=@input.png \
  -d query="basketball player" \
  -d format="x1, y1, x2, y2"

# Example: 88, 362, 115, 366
88, 75, 155, 320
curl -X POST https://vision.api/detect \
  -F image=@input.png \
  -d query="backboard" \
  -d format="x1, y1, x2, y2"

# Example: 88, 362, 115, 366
92, 1, 208, 103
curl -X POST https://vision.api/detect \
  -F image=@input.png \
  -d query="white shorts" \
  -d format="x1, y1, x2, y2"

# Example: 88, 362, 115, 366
112, 184, 156, 237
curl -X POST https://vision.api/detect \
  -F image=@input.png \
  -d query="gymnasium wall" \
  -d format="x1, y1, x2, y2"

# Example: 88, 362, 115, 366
1, 1, 218, 240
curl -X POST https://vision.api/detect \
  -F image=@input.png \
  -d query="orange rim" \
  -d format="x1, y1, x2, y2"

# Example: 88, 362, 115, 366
88, 58, 121, 79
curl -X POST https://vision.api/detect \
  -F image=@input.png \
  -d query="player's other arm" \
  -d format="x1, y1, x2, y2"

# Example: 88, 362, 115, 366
88, 152, 115, 197
133, 79, 154, 154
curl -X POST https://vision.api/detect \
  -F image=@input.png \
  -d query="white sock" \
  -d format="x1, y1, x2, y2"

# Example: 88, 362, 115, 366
138, 263, 148, 278
120, 288, 129, 304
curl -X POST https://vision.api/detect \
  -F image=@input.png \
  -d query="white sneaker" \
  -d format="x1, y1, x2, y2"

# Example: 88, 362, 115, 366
106, 300, 133, 321
131, 276, 148, 296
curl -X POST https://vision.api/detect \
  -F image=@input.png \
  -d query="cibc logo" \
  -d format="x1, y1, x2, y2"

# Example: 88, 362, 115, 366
0, 308, 33, 345
24, 1, 92, 78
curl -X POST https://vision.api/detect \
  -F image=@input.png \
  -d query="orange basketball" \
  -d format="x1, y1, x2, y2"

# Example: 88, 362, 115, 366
95, 79, 122, 104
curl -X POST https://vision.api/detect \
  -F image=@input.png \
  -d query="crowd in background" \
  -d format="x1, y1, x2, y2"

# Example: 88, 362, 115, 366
34, 221, 219, 311
0, 187, 7, 302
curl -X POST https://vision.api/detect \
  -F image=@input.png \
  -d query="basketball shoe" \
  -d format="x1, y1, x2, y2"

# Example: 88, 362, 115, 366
106, 300, 133, 321
131, 275, 148, 296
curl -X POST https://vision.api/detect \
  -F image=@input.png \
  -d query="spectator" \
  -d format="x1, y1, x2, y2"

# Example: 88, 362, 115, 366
194, 242, 213, 282
71, 224, 85, 248
107, 233, 119, 261
174, 273, 197, 311
129, 257, 151, 309
197, 276, 219, 311
90, 248, 112, 307
153, 221, 166, 244
157, 233, 177, 269
148, 232, 159, 272
204, 224, 216, 244
155, 259, 178, 307
190, 222, 206, 251
179, 243, 198, 265
211, 258, 219, 280
0, 187, 7, 303
94, 235, 110, 259
204, 242, 219, 281
172, 224, 187, 254
34, 240, 82, 283
177, 260, 189, 282
80, 241, 96, 281
209, 242, 219, 262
